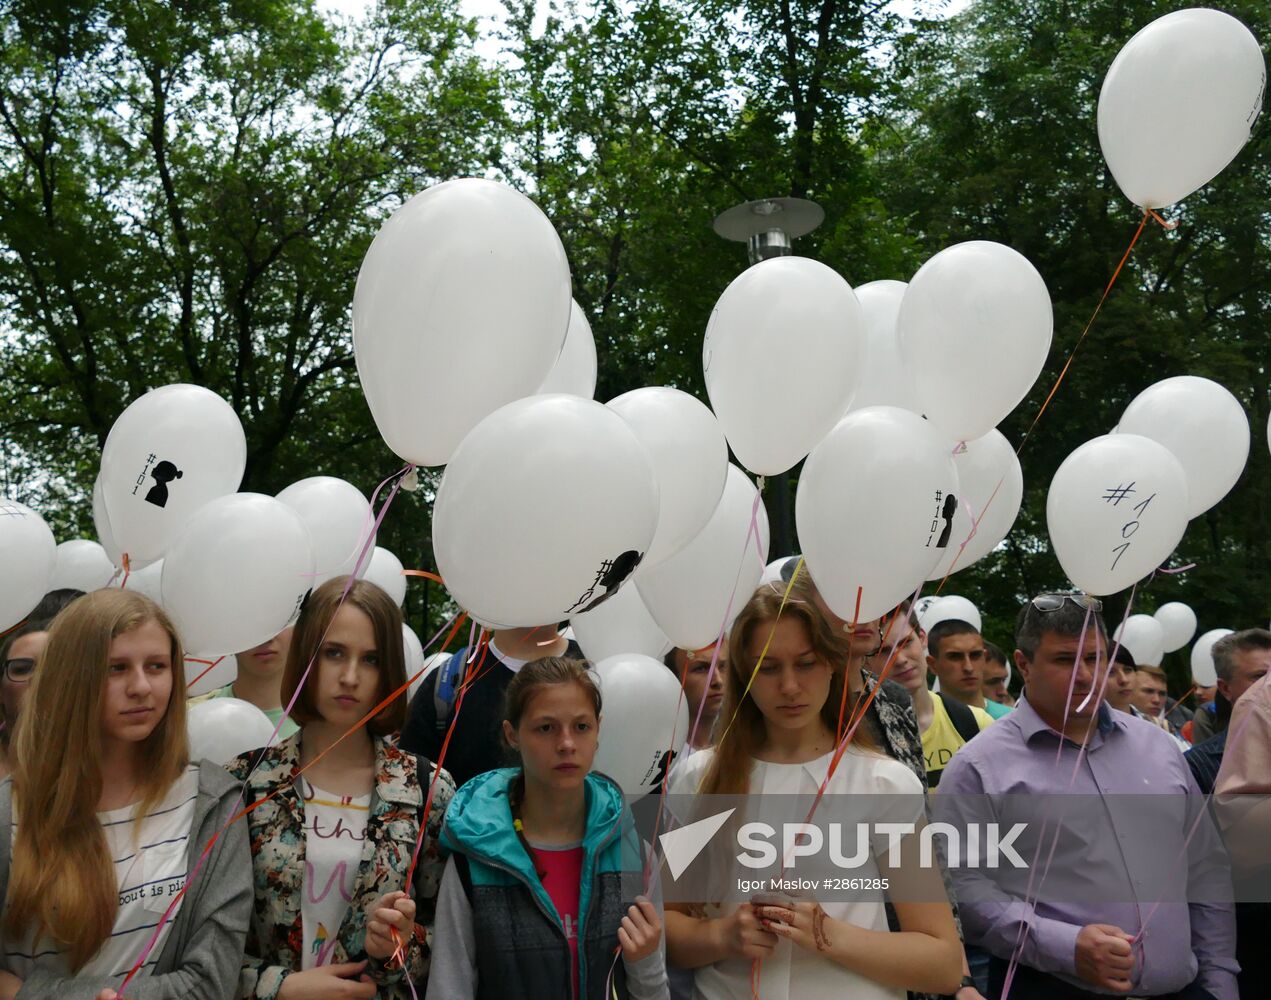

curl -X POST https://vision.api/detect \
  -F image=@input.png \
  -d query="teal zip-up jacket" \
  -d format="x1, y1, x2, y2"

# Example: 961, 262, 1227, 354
426, 768, 668, 1000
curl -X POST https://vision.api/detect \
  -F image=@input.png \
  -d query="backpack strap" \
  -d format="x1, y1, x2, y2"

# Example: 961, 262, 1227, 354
433, 646, 468, 733
942, 694, 982, 747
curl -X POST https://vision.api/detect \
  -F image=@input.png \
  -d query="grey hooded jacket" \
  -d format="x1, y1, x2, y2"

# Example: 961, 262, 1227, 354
0, 760, 252, 999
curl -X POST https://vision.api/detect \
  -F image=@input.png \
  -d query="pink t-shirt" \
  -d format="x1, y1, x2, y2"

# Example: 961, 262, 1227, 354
527, 841, 585, 998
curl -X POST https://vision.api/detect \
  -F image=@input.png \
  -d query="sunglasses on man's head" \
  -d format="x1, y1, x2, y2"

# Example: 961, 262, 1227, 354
1030, 592, 1103, 614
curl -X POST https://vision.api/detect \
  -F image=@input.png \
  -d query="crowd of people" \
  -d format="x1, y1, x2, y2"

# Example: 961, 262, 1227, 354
0, 566, 1267, 1000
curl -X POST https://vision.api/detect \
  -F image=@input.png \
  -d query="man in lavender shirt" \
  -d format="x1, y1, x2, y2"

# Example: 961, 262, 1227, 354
937, 593, 1238, 1000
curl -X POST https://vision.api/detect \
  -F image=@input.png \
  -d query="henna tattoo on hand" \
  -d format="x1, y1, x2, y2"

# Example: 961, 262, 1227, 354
811, 905, 832, 953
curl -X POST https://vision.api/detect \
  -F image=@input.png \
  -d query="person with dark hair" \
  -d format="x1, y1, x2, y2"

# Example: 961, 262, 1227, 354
663, 644, 725, 762
401, 624, 583, 788
1105, 645, 1138, 715
189, 628, 298, 739
1187, 629, 1271, 795
427, 656, 668, 999
227, 576, 456, 999
980, 642, 1015, 708
927, 620, 1010, 721
27, 587, 86, 621
939, 593, 1238, 999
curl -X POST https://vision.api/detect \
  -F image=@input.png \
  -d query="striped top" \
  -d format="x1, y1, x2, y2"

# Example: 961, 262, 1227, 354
3, 765, 199, 980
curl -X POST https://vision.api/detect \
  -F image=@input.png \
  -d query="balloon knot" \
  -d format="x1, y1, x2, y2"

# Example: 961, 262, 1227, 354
400, 468, 420, 493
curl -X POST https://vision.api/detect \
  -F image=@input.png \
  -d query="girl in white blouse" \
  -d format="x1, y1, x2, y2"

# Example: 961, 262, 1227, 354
665, 587, 962, 1000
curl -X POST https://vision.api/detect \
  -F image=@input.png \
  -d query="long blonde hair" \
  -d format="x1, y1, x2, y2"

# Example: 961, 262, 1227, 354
698, 584, 875, 796
3, 589, 190, 970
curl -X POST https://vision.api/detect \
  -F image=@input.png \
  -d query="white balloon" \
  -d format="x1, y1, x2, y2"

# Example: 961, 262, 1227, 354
50, 539, 116, 592
187, 698, 277, 765
593, 653, 690, 796
92, 475, 125, 568
1191, 628, 1234, 688
353, 178, 572, 467
703, 256, 864, 475
185, 653, 237, 697
434, 395, 658, 628
1155, 602, 1198, 653
123, 559, 165, 605
796, 407, 959, 623
1046, 434, 1190, 596
365, 547, 407, 607
638, 465, 769, 649
99, 384, 247, 566
538, 300, 598, 398
898, 242, 1053, 443
919, 595, 983, 635
276, 476, 375, 586
1098, 8, 1265, 209
846, 280, 921, 413
1114, 613, 1167, 667
571, 581, 673, 663
927, 429, 1024, 580
1118, 376, 1250, 518
162, 493, 315, 657
608, 387, 729, 569
760, 557, 796, 587
0, 498, 56, 631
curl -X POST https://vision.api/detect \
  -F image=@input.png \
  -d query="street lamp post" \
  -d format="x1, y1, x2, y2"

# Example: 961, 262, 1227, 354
712, 197, 825, 558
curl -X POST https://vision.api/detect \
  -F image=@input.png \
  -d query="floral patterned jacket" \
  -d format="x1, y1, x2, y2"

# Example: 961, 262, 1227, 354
225, 732, 456, 1000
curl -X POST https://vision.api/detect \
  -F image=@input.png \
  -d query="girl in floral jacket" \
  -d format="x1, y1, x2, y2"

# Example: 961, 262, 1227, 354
227, 577, 456, 1000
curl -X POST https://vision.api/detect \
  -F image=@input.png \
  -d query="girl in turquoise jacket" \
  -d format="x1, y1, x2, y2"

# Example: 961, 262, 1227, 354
426, 656, 668, 1000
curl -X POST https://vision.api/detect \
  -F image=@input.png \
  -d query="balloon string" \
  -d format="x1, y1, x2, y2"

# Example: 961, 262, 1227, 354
186, 655, 226, 690
0, 619, 28, 639
120, 553, 132, 590
402, 569, 445, 584
1015, 209, 1158, 455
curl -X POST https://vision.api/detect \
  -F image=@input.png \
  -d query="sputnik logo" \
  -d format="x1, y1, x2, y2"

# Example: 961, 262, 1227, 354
659, 808, 735, 880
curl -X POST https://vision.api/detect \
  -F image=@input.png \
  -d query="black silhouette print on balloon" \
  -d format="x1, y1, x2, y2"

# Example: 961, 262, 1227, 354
566, 551, 644, 614
144, 460, 184, 508
925, 490, 959, 549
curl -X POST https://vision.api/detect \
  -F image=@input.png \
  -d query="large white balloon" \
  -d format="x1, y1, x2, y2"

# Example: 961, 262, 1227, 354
1191, 628, 1234, 688
50, 539, 116, 592
1118, 376, 1250, 518
1046, 434, 1190, 596
927, 429, 1024, 580
433, 395, 658, 628
1155, 602, 1198, 654
92, 475, 125, 568
760, 556, 796, 587
276, 477, 374, 586
796, 407, 959, 623
353, 178, 572, 467
638, 465, 769, 649
607, 387, 729, 569
703, 256, 863, 475
162, 493, 315, 657
898, 242, 1053, 444
571, 581, 673, 663
592, 653, 690, 796
0, 498, 56, 631
846, 280, 921, 413
538, 300, 598, 398
99, 384, 247, 566
1113, 613, 1167, 667
365, 547, 407, 607
188, 698, 277, 765
1098, 9, 1264, 209
123, 559, 165, 605
919, 595, 983, 635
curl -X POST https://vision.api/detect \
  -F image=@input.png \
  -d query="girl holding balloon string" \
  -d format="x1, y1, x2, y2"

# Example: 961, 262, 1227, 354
226, 576, 456, 1000
426, 655, 670, 1000
0, 589, 253, 1000
663, 586, 963, 1000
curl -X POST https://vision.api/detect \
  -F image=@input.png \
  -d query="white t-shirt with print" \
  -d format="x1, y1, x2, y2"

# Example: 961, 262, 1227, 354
3, 765, 200, 979
300, 778, 370, 969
